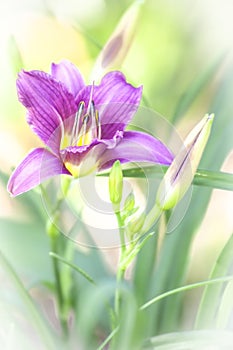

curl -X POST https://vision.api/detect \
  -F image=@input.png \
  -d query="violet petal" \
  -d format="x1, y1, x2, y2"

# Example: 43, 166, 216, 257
17, 70, 77, 153
51, 60, 85, 98
61, 131, 123, 167
98, 130, 174, 169
75, 71, 142, 139
7, 148, 70, 196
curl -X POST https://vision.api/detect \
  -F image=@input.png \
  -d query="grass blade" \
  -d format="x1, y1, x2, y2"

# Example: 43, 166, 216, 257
195, 234, 233, 328
140, 275, 233, 311
172, 55, 223, 124
144, 330, 233, 349
49, 252, 96, 285
0, 250, 56, 349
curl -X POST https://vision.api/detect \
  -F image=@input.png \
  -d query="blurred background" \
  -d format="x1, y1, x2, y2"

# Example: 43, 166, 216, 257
0, 0, 233, 345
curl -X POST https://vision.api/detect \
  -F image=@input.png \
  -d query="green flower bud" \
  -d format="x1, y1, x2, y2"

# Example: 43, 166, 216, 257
156, 114, 214, 210
126, 212, 146, 238
109, 160, 123, 207
123, 192, 135, 213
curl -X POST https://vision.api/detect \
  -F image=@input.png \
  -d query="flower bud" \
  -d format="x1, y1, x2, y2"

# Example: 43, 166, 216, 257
91, 0, 143, 81
126, 212, 146, 238
109, 160, 123, 206
156, 114, 214, 210
123, 192, 135, 213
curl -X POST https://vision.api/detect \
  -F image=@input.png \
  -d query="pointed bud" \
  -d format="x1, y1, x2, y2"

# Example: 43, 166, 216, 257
109, 160, 123, 207
123, 192, 135, 213
156, 114, 214, 210
126, 212, 146, 238
121, 192, 137, 221
91, 1, 143, 81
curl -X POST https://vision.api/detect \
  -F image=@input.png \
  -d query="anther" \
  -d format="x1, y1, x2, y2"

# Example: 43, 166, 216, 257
95, 110, 101, 139
71, 101, 85, 145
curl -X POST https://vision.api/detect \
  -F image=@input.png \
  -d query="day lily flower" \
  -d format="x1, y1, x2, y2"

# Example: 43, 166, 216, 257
156, 113, 214, 210
7, 60, 173, 196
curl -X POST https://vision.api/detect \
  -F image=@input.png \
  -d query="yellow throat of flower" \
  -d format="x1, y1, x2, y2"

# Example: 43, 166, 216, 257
62, 99, 101, 177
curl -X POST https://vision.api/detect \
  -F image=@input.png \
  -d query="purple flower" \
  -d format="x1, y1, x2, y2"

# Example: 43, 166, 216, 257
7, 60, 173, 196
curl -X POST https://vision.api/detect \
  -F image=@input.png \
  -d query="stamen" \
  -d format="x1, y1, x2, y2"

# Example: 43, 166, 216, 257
90, 100, 95, 120
90, 100, 97, 138
87, 81, 95, 115
71, 101, 85, 146
68, 83, 102, 147
78, 114, 90, 145
95, 110, 101, 139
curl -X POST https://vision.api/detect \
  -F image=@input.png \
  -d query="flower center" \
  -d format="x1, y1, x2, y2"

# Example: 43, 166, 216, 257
61, 85, 102, 178
70, 100, 101, 147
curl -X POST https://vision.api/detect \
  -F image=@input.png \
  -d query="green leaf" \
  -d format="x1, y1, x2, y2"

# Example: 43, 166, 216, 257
97, 327, 119, 350
99, 166, 233, 192
140, 275, 233, 311
0, 219, 52, 282
216, 280, 233, 328
7, 35, 24, 75
0, 169, 46, 221
195, 234, 233, 328
171, 55, 223, 124
49, 252, 96, 285
144, 63, 233, 335
143, 330, 233, 349
0, 250, 56, 349
133, 226, 159, 305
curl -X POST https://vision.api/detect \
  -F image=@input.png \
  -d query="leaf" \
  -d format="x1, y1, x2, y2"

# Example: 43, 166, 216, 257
195, 234, 233, 328
0, 250, 56, 349
0, 169, 46, 221
49, 252, 96, 285
145, 63, 233, 335
143, 330, 233, 349
172, 55, 224, 124
0, 219, 52, 283
7, 35, 24, 75
140, 276, 233, 311
99, 166, 233, 192
216, 280, 233, 328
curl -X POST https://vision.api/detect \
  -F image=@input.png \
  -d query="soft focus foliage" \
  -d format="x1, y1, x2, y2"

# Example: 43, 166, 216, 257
1, 0, 233, 349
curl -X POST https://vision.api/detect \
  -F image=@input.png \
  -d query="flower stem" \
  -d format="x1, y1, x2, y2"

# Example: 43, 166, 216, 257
115, 265, 126, 317
114, 210, 126, 317
50, 235, 68, 338
46, 176, 72, 338
115, 210, 126, 252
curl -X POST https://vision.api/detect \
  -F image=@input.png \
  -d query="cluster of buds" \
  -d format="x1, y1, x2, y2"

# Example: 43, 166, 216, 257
109, 114, 214, 237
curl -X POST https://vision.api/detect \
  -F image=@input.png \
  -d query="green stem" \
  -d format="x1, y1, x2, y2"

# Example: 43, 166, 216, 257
119, 232, 155, 271
114, 210, 126, 317
50, 236, 68, 338
115, 267, 126, 316
115, 210, 126, 252
47, 177, 72, 338
97, 326, 119, 350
